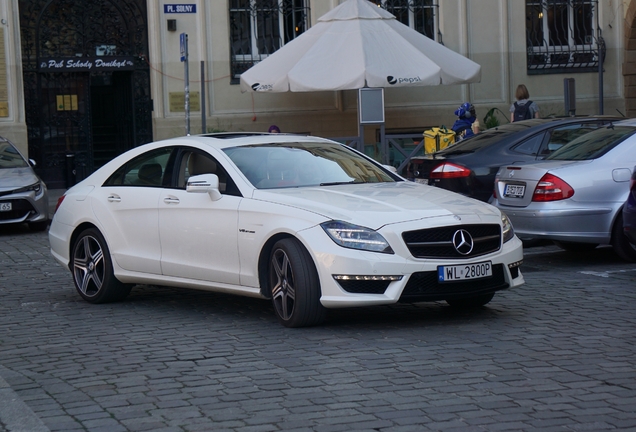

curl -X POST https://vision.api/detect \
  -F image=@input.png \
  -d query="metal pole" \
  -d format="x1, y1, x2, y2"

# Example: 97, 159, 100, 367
201, 61, 206, 134
183, 34, 190, 136
598, 33, 605, 115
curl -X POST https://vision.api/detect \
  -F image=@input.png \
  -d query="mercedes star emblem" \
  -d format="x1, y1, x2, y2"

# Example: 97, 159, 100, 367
452, 229, 474, 255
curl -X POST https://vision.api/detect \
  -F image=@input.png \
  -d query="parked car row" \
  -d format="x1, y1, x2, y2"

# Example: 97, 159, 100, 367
404, 117, 636, 262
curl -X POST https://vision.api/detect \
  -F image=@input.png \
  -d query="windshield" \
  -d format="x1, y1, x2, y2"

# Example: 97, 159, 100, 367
0, 141, 28, 169
223, 142, 396, 189
546, 126, 635, 161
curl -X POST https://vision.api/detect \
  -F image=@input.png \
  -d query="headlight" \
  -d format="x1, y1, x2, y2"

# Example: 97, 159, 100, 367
14, 182, 42, 194
321, 221, 394, 254
501, 212, 514, 243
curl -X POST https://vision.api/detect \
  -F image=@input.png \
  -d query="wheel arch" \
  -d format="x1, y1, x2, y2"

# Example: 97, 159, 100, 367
68, 222, 102, 270
257, 232, 319, 299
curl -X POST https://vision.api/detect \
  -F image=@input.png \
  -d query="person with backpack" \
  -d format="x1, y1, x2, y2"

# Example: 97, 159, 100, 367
510, 84, 539, 122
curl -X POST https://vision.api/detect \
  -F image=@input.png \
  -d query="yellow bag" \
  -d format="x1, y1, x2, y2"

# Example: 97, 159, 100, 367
423, 127, 456, 154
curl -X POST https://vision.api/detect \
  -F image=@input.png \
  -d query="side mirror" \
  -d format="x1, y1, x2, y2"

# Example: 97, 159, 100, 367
29, 159, 37, 167
186, 174, 222, 201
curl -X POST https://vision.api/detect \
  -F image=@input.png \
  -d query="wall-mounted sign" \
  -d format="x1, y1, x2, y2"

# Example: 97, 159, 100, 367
56, 95, 78, 111
39, 56, 135, 72
164, 4, 196, 13
169, 92, 199, 112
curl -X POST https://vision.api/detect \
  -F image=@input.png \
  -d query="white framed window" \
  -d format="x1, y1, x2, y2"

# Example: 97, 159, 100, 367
229, 0, 310, 82
526, 0, 601, 74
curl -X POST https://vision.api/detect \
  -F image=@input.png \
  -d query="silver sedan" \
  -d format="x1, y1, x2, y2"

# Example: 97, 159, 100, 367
0, 136, 49, 231
493, 119, 636, 261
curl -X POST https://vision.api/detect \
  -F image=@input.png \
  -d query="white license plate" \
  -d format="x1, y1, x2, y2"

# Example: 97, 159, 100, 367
504, 184, 525, 198
0, 202, 11, 212
438, 261, 492, 282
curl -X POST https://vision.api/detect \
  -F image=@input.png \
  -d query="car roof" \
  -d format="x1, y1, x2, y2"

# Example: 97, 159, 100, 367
157, 133, 337, 150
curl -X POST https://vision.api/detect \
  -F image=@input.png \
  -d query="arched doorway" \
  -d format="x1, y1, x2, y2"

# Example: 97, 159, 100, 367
19, 0, 153, 188
626, 0, 636, 118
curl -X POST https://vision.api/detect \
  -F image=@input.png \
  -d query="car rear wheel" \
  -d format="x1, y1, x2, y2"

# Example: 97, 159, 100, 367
71, 228, 132, 303
269, 238, 325, 328
612, 213, 636, 262
446, 293, 494, 309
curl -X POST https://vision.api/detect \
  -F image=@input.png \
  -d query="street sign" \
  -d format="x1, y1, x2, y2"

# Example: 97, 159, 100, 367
180, 33, 187, 62
164, 4, 196, 13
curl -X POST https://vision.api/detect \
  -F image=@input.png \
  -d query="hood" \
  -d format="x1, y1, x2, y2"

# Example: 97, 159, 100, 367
252, 181, 498, 229
0, 167, 40, 191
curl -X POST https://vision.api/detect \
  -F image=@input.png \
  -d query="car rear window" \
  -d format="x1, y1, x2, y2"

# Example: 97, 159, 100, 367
546, 126, 636, 161
438, 122, 538, 152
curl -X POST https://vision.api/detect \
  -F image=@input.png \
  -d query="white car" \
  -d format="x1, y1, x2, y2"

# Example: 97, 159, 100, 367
49, 133, 524, 327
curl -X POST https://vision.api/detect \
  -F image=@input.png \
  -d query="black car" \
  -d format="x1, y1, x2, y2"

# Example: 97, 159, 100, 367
405, 116, 622, 202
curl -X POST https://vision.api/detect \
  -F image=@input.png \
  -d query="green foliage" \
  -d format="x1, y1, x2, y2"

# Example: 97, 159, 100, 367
483, 107, 510, 129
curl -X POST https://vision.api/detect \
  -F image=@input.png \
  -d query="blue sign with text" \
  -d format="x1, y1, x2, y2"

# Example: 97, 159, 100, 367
164, 4, 196, 14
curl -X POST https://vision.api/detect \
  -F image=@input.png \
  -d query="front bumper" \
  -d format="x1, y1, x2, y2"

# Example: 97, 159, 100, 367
0, 187, 49, 225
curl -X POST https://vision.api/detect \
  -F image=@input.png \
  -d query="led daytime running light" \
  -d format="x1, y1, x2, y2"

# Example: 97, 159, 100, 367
333, 275, 403, 281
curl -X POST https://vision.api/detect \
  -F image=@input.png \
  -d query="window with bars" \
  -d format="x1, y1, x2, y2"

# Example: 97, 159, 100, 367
526, 0, 602, 74
371, 0, 438, 40
229, 0, 310, 83
228, 0, 440, 83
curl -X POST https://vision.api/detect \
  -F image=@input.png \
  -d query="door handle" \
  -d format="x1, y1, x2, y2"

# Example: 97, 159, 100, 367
163, 197, 180, 204
107, 195, 121, 203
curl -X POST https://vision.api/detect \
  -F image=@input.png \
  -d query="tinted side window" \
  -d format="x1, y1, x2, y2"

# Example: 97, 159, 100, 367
511, 133, 546, 156
104, 147, 174, 187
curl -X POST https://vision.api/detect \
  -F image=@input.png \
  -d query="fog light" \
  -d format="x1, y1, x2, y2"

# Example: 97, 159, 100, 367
333, 275, 403, 281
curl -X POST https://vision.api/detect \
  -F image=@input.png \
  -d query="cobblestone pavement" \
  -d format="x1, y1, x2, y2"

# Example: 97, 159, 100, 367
1, 224, 635, 432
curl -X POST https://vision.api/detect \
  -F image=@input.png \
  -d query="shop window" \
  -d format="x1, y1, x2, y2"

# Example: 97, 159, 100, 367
526, 0, 603, 74
229, 0, 310, 83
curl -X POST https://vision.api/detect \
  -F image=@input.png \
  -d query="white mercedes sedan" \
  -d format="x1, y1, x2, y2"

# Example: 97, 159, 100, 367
49, 133, 524, 327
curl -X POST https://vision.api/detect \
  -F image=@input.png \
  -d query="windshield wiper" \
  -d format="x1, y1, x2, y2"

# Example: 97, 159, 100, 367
319, 181, 362, 186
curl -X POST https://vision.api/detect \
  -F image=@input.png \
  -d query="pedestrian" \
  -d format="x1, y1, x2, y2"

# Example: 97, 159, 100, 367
451, 102, 477, 140
268, 125, 281, 133
510, 84, 539, 122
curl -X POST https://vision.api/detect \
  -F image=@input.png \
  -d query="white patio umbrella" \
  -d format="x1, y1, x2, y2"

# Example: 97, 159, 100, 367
240, 0, 481, 93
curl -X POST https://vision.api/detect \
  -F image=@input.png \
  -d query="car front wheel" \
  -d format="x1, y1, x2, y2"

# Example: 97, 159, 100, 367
71, 228, 132, 303
269, 238, 325, 328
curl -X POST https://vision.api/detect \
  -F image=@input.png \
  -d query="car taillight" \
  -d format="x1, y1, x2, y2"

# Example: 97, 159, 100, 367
54, 195, 66, 213
532, 173, 574, 202
429, 162, 471, 179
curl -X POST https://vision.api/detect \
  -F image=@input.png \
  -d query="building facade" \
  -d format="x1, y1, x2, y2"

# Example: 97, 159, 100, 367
0, 0, 632, 187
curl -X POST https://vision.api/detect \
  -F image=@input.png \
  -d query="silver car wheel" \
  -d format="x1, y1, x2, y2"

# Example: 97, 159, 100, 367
271, 248, 296, 321
73, 235, 105, 297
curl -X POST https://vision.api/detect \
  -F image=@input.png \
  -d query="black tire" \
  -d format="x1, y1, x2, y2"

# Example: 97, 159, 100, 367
269, 238, 325, 328
612, 213, 636, 262
553, 241, 599, 252
28, 219, 49, 232
71, 228, 132, 303
446, 293, 494, 309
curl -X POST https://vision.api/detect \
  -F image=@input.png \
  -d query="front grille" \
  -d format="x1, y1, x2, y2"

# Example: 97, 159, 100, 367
336, 279, 391, 294
0, 199, 35, 221
402, 224, 501, 259
399, 264, 508, 302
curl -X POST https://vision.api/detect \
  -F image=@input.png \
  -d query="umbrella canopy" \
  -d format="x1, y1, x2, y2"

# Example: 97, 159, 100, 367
240, 0, 481, 93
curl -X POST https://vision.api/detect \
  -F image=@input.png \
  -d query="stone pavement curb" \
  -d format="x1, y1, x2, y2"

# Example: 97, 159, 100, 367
0, 367, 50, 432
